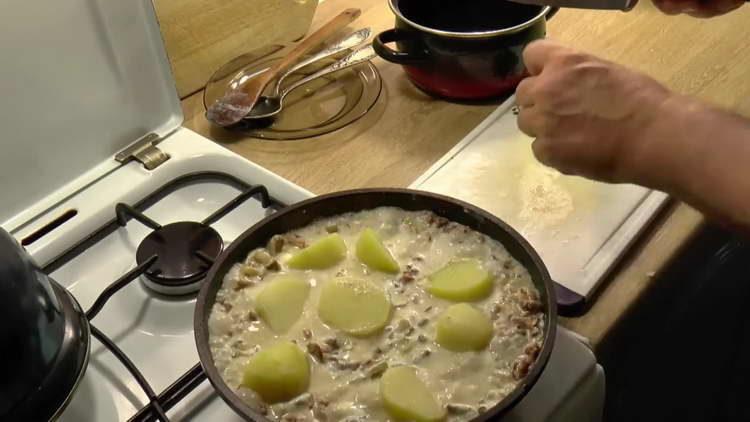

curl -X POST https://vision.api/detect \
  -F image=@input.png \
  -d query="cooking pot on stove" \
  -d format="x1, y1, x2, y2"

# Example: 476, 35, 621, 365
0, 228, 90, 421
194, 188, 557, 421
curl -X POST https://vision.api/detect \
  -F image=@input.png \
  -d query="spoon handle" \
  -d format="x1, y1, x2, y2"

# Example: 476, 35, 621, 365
206, 8, 361, 127
273, 28, 372, 96
267, 9, 362, 80
281, 44, 377, 100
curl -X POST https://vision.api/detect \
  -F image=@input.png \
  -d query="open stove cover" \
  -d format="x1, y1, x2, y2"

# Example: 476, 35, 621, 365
1, 0, 182, 230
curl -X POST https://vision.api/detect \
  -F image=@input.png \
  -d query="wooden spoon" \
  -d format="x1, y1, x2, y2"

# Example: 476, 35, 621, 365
206, 8, 362, 127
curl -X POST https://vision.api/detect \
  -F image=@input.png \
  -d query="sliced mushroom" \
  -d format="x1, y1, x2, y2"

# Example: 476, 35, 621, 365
268, 235, 285, 255
413, 348, 432, 363
243, 309, 257, 322
288, 392, 313, 408
323, 337, 341, 351
446, 403, 476, 415
266, 260, 281, 272
325, 224, 339, 233
307, 342, 325, 363
240, 264, 264, 278
396, 319, 412, 332
234, 278, 255, 290
285, 234, 307, 248
512, 354, 535, 380
334, 360, 361, 371
250, 249, 273, 266
524, 342, 542, 360
364, 360, 388, 378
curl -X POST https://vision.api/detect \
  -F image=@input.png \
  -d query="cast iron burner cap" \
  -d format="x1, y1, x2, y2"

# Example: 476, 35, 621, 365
136, 222, 223, 296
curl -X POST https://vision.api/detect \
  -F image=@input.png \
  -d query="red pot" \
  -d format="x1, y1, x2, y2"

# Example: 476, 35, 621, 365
373, 0, 556, 101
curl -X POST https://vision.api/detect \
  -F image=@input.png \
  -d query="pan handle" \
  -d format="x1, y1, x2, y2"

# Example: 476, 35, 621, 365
554, 282, 587, 317
373, 28, 431, 66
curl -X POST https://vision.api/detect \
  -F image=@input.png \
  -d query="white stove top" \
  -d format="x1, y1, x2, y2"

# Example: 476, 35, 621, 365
16, 129, 603, 422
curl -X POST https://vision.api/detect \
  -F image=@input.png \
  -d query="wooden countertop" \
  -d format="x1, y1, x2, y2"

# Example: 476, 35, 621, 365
158, 0, 750, 349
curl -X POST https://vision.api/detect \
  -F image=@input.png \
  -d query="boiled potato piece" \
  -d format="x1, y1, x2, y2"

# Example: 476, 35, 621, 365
436, 303, 493, 352
242, 341, 310, 403
255, 274, 310, 333
380, 366, 445, 422
427, 259, 493, 302
287, 233, 347, 270
318, 277, 391, 337
356, 228, 400, 274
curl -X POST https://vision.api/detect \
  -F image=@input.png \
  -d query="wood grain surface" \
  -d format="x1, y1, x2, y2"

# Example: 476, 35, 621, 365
153, 0, 318, 97
156, 0, 750, 348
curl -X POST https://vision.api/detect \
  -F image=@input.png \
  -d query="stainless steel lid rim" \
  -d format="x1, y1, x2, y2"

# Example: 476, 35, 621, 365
388, 0, 551, 38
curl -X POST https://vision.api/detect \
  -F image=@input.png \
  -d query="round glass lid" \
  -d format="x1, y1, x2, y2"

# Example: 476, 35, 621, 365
203, 43, 382, 140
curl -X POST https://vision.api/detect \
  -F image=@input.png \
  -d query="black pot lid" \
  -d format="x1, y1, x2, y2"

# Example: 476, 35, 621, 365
2, 282, 90, 421
0, 229, 90, 422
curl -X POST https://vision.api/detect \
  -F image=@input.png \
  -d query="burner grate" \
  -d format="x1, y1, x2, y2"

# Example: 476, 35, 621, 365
128, 364, 207, 422
45, 172, 286, 422
90, 325, 170, 421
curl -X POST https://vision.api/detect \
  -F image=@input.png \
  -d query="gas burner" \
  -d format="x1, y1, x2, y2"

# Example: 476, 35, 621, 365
136, 221, 223, 296
107, 182, 273, 299
39, 175, 280, 421
114, 202, 225, 296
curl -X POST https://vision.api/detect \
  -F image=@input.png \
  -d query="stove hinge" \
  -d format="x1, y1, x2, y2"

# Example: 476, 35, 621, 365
114, 133, 170, 170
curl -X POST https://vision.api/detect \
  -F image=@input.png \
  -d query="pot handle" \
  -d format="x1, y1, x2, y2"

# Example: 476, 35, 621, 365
373, 29, 430, 65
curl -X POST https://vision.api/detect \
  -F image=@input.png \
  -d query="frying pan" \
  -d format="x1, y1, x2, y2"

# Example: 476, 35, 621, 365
194, 188, 557, 421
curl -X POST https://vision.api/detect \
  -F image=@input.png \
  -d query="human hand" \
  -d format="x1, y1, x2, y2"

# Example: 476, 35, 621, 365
652, 0, 745, 17
517, 40, 750, 232
515, 40, 674, 184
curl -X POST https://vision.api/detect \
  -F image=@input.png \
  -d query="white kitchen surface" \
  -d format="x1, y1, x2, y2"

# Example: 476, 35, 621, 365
412, 101, 669, 297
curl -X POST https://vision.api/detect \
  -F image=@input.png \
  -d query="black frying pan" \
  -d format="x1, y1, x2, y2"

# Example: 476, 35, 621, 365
194, 188, 557, 421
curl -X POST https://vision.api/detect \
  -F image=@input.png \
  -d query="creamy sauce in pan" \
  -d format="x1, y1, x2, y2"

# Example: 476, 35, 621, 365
208, 207, 545, 421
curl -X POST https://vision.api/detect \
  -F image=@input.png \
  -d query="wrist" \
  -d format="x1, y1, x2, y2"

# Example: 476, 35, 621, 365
623, 94, 750, 228
613, 90, 687, 188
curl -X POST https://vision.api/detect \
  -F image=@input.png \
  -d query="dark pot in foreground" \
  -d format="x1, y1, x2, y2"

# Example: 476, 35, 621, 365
374, 0, 556, 100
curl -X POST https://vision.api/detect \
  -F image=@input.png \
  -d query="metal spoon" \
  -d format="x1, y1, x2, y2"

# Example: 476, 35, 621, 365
245, 44, 377, 120
205, 8, 361, 127
229, 29, 371, 96
270, 28, 371, 98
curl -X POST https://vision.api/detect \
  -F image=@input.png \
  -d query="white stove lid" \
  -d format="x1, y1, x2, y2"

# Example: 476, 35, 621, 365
0, 0, 182, 227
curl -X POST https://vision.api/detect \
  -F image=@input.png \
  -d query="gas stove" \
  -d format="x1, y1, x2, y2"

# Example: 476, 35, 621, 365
8, 130, 603, 422
1, 0, 603, 420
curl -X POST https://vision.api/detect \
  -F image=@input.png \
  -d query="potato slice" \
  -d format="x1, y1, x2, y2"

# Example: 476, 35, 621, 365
380, 366, 445, 422
287, 233, 347, 270
318, 277, 391, 337
427, 259, 494, 302
435, 303, 493, 352
242, 341, 310, 403
255, 274, 310, 333
356, 228, 400, 274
